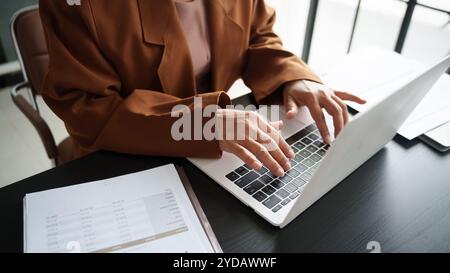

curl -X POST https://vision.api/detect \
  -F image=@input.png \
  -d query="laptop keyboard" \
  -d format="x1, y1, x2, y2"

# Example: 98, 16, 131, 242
225, 124, 330, 213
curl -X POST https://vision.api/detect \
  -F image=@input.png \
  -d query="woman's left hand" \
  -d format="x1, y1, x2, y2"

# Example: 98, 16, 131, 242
283, 80, 366, 144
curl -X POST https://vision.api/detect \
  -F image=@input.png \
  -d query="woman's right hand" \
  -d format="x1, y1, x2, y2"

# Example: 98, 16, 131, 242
216, 109, 294, 177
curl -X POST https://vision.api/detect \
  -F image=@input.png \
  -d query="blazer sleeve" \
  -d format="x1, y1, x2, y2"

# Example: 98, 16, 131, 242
241, 0, 322, 103
39, 0, 230, 158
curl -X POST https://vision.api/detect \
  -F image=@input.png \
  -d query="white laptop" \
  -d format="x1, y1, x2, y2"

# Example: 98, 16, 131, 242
188, 55, 450, 228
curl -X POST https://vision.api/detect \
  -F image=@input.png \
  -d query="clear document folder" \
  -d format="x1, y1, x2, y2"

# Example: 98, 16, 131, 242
23, 164, 221, 253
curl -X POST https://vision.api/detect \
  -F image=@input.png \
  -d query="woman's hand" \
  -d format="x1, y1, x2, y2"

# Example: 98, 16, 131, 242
217, 109, 294, 177
283, 80, 366, 144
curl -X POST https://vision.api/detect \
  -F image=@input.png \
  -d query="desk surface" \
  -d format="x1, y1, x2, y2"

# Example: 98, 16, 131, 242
1, 95, 450, 253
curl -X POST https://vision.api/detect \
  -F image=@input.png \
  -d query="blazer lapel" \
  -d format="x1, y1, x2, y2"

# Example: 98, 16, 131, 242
137, 0, 195, 97
136, 0, 243, 95
206, 0, 244, 91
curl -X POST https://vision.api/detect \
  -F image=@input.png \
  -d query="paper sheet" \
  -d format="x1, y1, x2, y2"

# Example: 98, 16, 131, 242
321, 48, 450, 140
24, 164, 214, 253
425, 121, 450, 148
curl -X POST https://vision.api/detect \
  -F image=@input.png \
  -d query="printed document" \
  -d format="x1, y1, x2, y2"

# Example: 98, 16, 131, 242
24, 165, 215, 253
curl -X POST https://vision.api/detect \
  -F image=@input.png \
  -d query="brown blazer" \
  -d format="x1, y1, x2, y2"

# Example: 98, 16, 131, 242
39, 0, 321, 159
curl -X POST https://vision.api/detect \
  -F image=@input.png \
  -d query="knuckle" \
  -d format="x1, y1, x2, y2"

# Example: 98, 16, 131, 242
318, 89, 327, 96
329, 104, 341, 116
255, 148, 267, 158
235, 146, 246, 155
303, 91, 316, 102
243, 156, 254, 164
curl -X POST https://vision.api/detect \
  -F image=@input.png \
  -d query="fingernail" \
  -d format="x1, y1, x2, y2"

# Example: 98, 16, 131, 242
285, 162, 291, 170
324, 135, 331, 144
254, 162, 262, 170
277, 168, 284, 177
289, 149, 295, 158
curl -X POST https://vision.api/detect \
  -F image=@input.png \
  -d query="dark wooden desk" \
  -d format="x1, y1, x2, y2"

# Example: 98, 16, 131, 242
1, 95, 450, 253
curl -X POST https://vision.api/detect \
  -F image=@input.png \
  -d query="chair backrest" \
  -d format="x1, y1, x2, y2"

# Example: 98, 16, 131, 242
10, 6, 60, 165
11, 5, 49, 97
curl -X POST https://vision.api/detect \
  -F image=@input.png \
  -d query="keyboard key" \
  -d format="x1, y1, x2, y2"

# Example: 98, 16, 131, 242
292, 177, 307, 188
293, 142, 306, 150
323, 144, 330, 150
286, 129, 310, 144
270, 179, 284, 189
284, 183, 298, 193
286, 136, 299, 145
259, 174, 273, 184
253, 191, 268, 202
244, 180, 265, 195
293, 154, 305, 163
281, 199, 291, 206
256, 166, 269, 175
235, 171, 259, 188
225, 171, 239, 181
266, 172, 278, 179
313, 140, 325, 148
309, 165, 318, 172
298, 187, 305, 194
300, 172, 313, 182
287, 168, 300, 178
262, 195, 281, 209
306, 145, 318, 153
294, 163, 308, 173
301, 137, 313, 145
310, 153, 322, 162
308, 133, 319, 141
299, 150, 311, 158
302, 158, 315, 167
306, 124, 318, 132
290, 159, 298, 168
235, 166, 249, 176
279, 174, 292, 183
289, 192, 300, 200
261, 185, 276, 195
317, 149, 327, 157
292, 146, 300, 153
276, 188, 290, 199
272, 204, 283, 213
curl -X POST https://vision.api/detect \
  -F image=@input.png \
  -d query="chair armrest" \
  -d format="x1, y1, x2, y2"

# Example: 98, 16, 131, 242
11, 82, 58, 162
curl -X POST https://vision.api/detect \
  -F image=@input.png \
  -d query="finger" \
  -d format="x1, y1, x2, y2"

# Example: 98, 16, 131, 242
335, 91, 367, 104
321, 96, 344, 137
226, 142, 263, 171
332, 94, 349, 125
256, 129, 291, 171
270, 120, 284, 131
257, 116, 294, 159
240, 139, 285, 176
284, 92, 299, 119
305, 99, 331, 144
